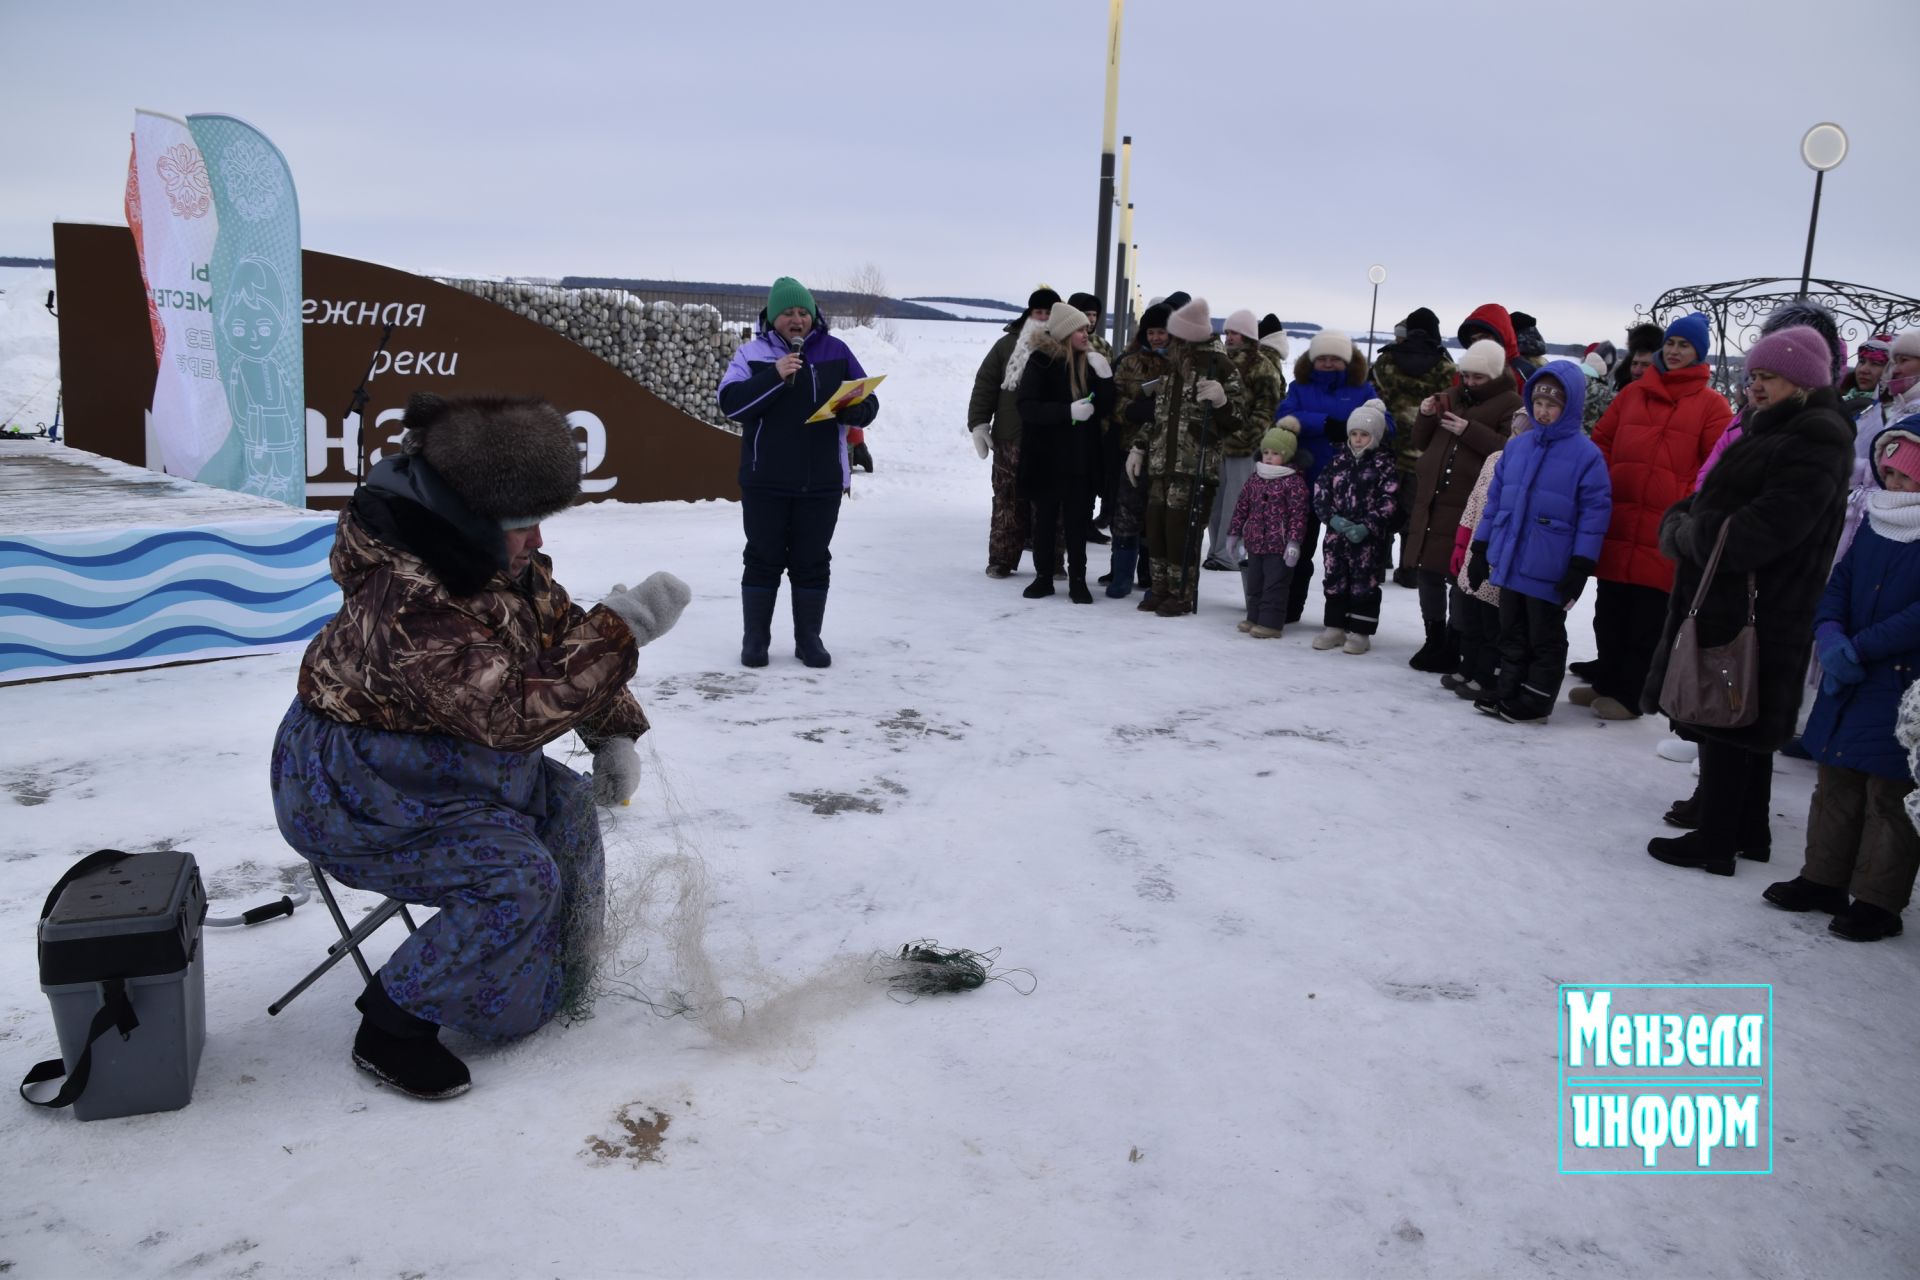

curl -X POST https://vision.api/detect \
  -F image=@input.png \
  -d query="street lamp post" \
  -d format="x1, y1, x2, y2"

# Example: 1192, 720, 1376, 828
1092, 1, 1124, 322
1111, 137, 1132, 349
1798, 122, 1848, 298
1366, 264, 1388, 361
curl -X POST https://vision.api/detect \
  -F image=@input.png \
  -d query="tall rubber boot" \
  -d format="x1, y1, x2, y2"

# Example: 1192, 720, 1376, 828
792, 587, 832, 669
1106, 537, 1139, 598
741, 585, 777, 668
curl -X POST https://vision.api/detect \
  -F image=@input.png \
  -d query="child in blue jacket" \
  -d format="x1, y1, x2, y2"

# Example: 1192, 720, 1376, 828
1766, 420, 1920, 941
1467, 362, 1612, 723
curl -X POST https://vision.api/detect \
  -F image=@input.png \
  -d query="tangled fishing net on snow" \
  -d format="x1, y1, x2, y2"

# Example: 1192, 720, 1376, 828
562, 738, 1032, 1059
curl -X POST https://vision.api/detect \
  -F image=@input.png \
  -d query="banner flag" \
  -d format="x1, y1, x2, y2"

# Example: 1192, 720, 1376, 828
125, 110, 304, 503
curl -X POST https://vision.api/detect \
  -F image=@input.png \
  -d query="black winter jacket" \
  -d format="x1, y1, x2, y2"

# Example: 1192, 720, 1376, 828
1644, 387, 1854, 749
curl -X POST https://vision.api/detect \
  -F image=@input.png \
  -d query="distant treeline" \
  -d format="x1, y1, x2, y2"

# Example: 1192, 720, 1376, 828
0, 256, 55, 268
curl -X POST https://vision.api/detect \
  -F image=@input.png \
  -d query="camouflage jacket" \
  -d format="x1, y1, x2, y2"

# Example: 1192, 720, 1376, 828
1221, 342, 1287, 457
298, 505, 649, 754
1113, 345, 1167, 441
1582, 377, 1615, 436
1370, 338, 1457, 473
1132, 336, 1249, 481
1088, 331, 1115, 361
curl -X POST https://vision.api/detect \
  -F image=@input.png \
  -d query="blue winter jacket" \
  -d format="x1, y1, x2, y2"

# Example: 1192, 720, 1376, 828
1801, 440, 1920, 778
717, 312, 875, 495
1480, 362, 1612, 602
1273, 354, 1386, 484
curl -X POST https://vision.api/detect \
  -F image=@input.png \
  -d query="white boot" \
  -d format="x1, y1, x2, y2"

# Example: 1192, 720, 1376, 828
1342, 633, 1371, 655
1312, 627, 1347, 651
1657, 737, 1699, 763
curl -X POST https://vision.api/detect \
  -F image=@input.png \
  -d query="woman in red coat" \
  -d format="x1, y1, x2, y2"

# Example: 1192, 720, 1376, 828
1574, 312, 1734, 718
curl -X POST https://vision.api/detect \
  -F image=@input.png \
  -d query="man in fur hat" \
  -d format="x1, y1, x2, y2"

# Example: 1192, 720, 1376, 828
968, 287, 1066, 577
272, 393, 689, 1100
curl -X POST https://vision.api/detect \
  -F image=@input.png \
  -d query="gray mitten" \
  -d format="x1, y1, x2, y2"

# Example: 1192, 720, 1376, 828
601, 572, 691, 647
591, 738, 641, 806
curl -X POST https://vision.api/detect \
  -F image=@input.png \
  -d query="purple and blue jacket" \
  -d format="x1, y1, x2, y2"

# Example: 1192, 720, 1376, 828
717, 315, 877, 495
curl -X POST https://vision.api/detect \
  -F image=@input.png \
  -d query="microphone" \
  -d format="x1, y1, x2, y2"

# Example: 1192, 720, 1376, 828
785, 334, 803, 382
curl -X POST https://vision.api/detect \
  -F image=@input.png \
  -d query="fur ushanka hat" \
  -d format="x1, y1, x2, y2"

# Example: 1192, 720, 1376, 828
399, 392, 581, 527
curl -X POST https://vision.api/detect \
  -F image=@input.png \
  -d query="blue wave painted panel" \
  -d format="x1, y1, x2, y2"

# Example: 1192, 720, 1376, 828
0, 517, 341, 682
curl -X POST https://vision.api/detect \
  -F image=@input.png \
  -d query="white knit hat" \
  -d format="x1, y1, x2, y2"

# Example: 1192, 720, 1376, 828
1460, 338, 1506, 380
1307, 329, 1352, 363
1167, 297, 1213, 343
1260, 330, 1291, 363
1582, 351, 1609, 380
1893, 330, 1920, 360
1346, 398, 1390, 447
1223, 308, 1259, 341
1046, 303, 1089, 343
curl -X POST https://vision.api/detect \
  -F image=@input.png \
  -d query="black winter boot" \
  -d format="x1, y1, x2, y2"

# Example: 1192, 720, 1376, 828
1830, 899, 1905, 941
352, 981, 470, 1100
1408, 622, 1450, 673
1648, 830, 1736, 876
740, 586, 777, 668
1022, 574, 1056, 599
1663, 789, 1701, 829
1068, 576, 1093, 604
791, 588, 832, 668
1762, 877, 1849, 914
1106, 538, 1138, 599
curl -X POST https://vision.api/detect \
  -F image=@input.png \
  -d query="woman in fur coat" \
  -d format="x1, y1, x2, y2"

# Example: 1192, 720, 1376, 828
1016, 303, 1116, 602
1645, 327, 1854, 878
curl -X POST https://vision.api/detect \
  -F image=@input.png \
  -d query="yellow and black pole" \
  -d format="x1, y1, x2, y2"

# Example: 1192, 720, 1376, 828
1111, 136, 1133, 349
1092, 0, 1124, 329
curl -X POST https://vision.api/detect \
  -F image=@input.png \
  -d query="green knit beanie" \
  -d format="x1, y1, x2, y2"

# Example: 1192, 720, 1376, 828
766, 276, 815, 323
1261, 423, 1299, 461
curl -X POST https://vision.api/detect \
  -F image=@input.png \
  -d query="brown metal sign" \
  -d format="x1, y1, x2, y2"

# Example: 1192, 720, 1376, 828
51, 222, 741, 507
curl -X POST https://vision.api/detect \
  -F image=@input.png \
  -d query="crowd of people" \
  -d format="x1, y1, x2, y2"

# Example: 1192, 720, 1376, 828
260, 278, 1920, 1101
964, 288, 1920, 946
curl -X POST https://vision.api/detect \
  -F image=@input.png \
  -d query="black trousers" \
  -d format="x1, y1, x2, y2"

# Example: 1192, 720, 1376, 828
1451, 587, 1500, 686
1496, 589, 1570, 714
1324, 588, 1383, 636
1286, 511, 1322, 623
1031, 477, 1094, 580
1416, 568, 1451, 629
1697, 737, 1774, 854
741, 489, 842, 591
1592, 580, 1670, 712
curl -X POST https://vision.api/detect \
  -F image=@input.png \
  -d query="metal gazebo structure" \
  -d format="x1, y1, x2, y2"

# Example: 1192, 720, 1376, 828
1635, 277, 1920, 393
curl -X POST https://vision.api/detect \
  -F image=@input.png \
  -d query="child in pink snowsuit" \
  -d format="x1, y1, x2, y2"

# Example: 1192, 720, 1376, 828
1229, 422, 1312, 636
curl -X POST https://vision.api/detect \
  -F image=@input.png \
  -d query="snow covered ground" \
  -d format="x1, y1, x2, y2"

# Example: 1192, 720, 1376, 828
2, 317, 1918, 1278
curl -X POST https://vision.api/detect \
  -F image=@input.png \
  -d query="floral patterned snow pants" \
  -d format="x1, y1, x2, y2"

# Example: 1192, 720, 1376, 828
270, 698, 604, 1041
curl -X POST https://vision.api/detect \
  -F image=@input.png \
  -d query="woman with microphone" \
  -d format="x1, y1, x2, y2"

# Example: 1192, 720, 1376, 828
718, 276, 880, 670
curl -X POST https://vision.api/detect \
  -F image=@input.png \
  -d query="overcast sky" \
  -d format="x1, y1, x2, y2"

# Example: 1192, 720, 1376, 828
5, 0, 1917, 348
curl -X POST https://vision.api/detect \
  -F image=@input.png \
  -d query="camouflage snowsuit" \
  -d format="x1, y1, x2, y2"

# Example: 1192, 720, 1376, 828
1131, 336, 1249, 602
274, 486, 648, 1039
1108, 343, 1172, 540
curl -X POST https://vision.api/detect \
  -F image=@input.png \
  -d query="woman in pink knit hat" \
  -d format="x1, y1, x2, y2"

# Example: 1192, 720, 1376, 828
1645, 326, 1855, 878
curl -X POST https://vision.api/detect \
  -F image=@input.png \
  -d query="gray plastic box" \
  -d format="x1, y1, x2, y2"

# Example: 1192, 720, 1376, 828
38, 852, 207, 1121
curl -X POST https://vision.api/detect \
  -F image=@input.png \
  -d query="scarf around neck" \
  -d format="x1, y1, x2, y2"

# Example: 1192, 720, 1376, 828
1867, 489, 1920, 542
1255, 462, 1295, 479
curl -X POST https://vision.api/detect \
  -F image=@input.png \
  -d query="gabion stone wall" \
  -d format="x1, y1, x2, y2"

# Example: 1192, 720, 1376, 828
441, 279, 740, 427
